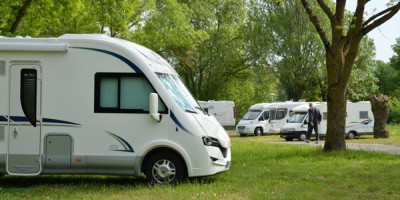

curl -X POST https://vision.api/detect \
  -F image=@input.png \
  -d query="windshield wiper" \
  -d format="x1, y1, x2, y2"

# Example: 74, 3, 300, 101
185, 109, 197, 114
195, 106, 209, 115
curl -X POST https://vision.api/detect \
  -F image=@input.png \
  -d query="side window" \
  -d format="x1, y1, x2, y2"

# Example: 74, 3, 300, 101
359, 111, 368, 119
263, 111, 269, 120
21, 69, 37, 127
275, 109, 287, 120
95, 73, 167, 113
323, 112, 327, 120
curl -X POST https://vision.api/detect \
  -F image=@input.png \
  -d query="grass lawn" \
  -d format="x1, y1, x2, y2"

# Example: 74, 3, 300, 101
1, 125, 400, 199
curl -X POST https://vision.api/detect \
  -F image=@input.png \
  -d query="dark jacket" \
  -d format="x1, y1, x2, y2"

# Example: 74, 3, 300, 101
308, 107, 322, 123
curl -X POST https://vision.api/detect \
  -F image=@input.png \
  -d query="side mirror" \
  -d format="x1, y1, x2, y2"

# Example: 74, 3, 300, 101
149, 93, 161, 122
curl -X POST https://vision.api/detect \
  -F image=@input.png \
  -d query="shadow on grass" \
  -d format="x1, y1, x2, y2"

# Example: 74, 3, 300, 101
0, 174, 217, 189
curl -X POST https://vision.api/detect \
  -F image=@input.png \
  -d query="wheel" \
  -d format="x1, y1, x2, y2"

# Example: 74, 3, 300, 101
347, 132, 355, 140
254, 127, 263, 136
285, 137, 294, 141
299, 133, 307, 141
144, 152, 186, 184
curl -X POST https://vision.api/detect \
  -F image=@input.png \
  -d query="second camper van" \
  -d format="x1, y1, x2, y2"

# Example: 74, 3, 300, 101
198, 100, 236, 126
280, 102, 374, 141
236, 102, 306, 136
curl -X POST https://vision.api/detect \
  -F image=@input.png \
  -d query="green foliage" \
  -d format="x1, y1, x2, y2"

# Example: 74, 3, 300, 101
389, 96, 400, 123
348, 37, 379, 101
0, 0, 394, 117
245, 0, 327, 101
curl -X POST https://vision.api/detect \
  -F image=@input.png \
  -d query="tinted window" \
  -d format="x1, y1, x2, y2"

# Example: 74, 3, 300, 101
95, 73, 167, 113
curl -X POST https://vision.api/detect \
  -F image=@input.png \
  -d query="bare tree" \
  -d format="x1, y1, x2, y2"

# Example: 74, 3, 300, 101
300, 0, 400, 151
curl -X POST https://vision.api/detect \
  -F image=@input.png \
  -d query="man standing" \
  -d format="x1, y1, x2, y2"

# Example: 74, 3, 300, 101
306, 102, 322, 144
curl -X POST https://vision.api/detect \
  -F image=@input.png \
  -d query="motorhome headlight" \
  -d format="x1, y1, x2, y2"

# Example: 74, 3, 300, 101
249, 120, 255, 125
202, 136, 220, 147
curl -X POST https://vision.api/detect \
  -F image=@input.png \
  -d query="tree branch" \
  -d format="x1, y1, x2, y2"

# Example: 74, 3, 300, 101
316, 0, 335, 23
9, 0, 33, 34
362, 2, 400, 35
301, 0, 331, 51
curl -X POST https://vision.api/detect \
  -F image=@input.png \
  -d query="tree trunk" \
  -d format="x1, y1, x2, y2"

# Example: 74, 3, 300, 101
323, 85, 347, 151
370, 94, 390, 138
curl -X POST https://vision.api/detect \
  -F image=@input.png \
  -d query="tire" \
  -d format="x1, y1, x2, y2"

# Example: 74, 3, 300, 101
299, 133, 307, 141
254, 127, 263, 136
144, 152, 186, 184
285, 137, 294, 141
347, 132, 356, 140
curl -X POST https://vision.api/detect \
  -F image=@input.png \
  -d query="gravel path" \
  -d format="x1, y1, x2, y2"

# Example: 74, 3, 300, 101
273, 141, 400, 155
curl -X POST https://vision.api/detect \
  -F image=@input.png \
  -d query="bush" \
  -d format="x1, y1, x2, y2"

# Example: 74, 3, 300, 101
389, 96, 400, 123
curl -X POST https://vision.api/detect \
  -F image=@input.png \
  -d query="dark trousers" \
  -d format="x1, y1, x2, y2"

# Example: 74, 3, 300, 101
307, 122, 319, 141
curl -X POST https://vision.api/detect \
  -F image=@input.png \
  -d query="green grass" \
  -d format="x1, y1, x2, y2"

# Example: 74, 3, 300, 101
1, 124, 400, 199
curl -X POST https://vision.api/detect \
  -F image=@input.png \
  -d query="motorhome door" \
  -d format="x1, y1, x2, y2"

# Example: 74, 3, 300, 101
7, 65, 42, 175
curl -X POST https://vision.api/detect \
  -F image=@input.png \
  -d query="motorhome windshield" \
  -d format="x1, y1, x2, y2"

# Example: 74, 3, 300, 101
288, 112, 307, 123
157, 73, 200, 114
242, 110, 262, 120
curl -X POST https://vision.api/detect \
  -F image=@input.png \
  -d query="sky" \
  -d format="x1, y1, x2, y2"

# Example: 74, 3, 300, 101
346, 1, 400, 62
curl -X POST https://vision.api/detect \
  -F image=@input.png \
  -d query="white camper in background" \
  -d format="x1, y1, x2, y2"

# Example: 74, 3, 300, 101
236, 103, 273, 136
280, 102, 374, 141
268, 102, 307, 133
198, 100, 236, 126
0, 34, 231, 183
236, 102, 306, 136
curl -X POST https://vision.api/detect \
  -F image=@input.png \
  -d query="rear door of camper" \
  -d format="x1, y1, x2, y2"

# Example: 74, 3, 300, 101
7, 64, 42, 175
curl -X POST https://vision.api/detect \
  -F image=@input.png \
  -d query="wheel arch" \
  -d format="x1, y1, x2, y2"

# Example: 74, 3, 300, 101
140, 147, 188, 178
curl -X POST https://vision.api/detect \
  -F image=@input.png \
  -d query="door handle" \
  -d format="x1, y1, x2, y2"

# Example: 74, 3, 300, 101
13, 128, 18, 138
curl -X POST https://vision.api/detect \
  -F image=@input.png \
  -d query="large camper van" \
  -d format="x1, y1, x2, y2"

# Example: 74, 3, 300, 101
280, 102, 374, 141
0, 34, 231, 183
236, 102, 306, 136
198, 100, 236, 126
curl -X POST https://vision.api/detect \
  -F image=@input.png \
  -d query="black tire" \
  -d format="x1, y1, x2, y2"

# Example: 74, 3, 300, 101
347, 132, 356, 140
144, 152, 186, 184
254, 127, 263, 136
285, 137, 294, 141
299, 133, 307, 141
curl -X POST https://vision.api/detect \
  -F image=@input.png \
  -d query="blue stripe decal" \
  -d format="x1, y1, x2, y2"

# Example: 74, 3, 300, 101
71, 47, 143, 74
43, 118, 81, 126
106, 131, 135, 153
170, 111, 191, 134
4, 115, 81, 126
0, 116, 8, 122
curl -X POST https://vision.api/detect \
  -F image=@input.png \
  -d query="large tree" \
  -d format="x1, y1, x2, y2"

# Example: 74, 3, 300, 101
301, 0, 400, 151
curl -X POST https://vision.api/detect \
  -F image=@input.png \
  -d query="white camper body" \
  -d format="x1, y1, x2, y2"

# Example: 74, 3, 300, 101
280, 102, 374, 141
268, 102, 308, 134
236, 102, 306, 136
198, 100, 236, 126
0, 34, 231, 183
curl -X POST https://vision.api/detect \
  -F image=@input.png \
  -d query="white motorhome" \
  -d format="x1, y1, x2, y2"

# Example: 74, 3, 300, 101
280, 102, 374, 141
236, 103, 273, 136
0, 34, 231, 183
268, 102, 307, 133
236, 102, 305, 136
198, 100, 236, 127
